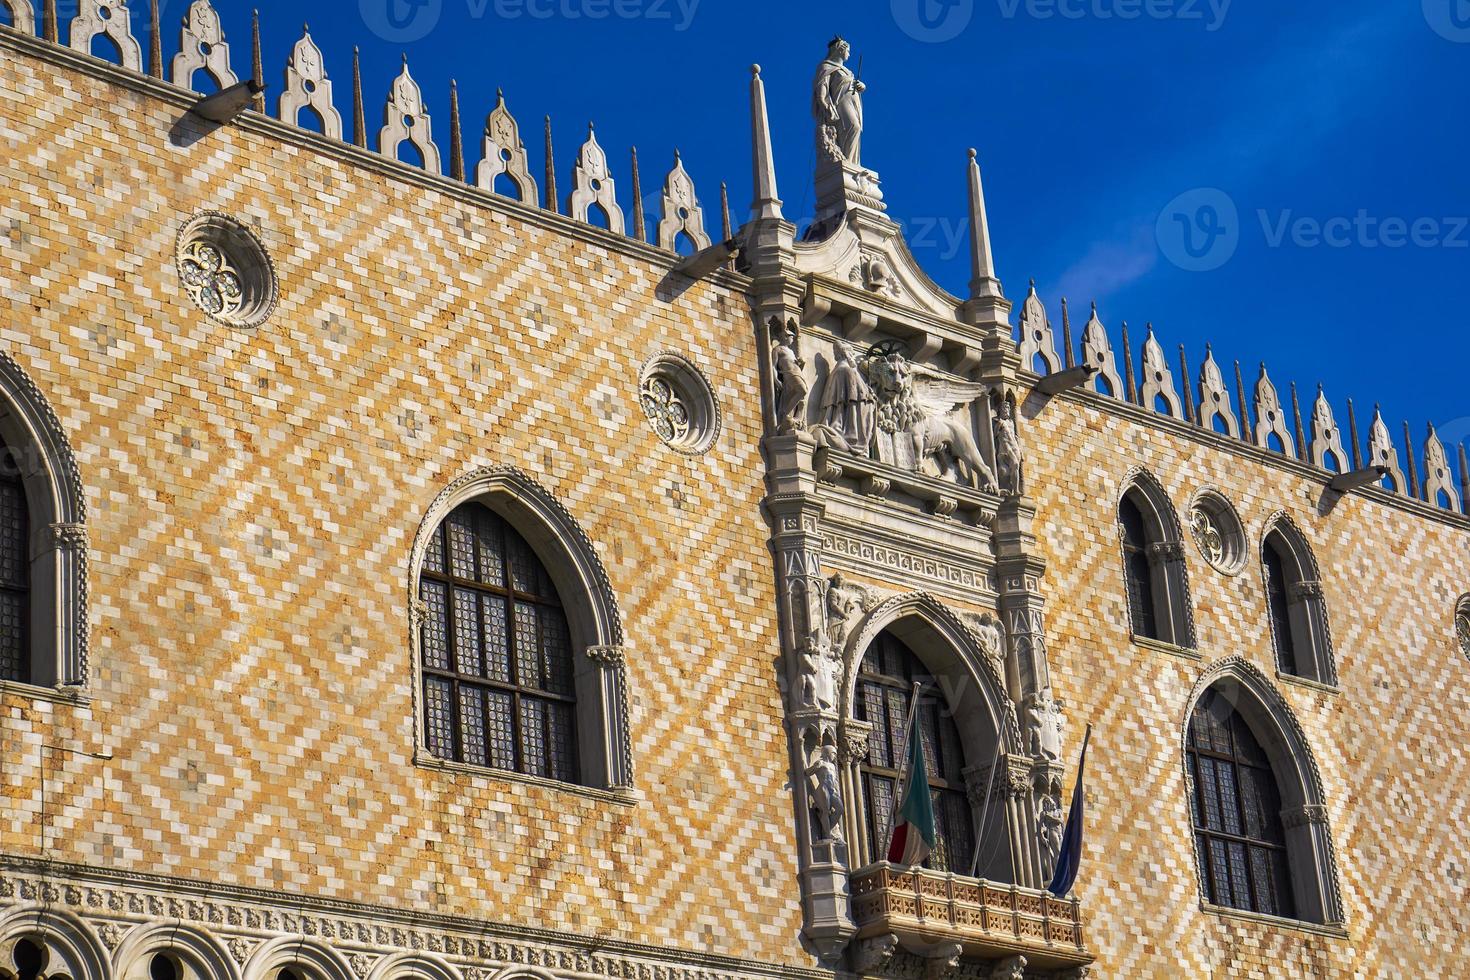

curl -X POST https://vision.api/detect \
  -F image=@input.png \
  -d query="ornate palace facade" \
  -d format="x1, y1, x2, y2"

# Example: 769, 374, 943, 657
0, 4, 1466, 978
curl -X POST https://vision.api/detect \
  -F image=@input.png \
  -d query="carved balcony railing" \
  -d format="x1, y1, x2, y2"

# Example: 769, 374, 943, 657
850, 863, 1093, 969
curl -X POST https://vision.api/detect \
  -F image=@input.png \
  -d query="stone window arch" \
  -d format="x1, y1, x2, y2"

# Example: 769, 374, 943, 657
363, 954, 460, 980
0, 352, 88, 687
838, 593, 1026, 884
1116, 469, 1194, 649
0, 907, 109, 980
242, 939, 352, 980
1182, 658, 1345, 927
1260, 514, 1336, 686
408, 467, 632, 792
112, 924, 236, 980
1455, 594, 1469, 665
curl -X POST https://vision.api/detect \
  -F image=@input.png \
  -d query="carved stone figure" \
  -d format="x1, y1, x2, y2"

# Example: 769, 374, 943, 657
825, 573, 871, 650
993, 398, 1024, 496
772, 321, 809, 433
805, 742, 845, 842
964, 611, 1005, 664
1039, 795, 1064, 878
820, 346, 877, 455
994, 954, 1029, 980
812, 36, 865, 165
1024, 689, 1063, 761
800, 639, 841, 712
866, 350, 997, 491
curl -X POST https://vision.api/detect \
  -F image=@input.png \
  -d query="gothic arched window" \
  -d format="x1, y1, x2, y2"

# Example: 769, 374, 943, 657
1187, 689, 1295, 918
855, 632, 973, 873
1117, 473, 1194, 649
0, 437, 30, 682
418, 501, 578, 783
1260, 517, 1335, 685
1457, 597, 1470, 664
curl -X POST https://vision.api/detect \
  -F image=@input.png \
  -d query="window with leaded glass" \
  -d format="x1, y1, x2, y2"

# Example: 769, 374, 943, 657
0, 437, 29, 683
1187, 689, 1295, 919
418, 501, 578, 783
1119, 493, 1158, 641
855, 632, 973, 873
1263, 535, 1296, 675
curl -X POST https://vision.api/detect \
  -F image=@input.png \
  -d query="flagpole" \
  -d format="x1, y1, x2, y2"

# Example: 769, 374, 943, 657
884, 681, 924, 853
967, 735, 1004, 879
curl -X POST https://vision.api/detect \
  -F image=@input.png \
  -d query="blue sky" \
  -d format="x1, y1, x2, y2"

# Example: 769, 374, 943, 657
87, 0, 1470, 464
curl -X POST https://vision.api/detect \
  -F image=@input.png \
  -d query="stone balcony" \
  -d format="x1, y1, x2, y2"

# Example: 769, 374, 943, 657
849, 863, 1093, 971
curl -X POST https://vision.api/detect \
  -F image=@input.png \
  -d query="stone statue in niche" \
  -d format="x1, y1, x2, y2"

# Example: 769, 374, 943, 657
865, 346, 998, 492
817, 345, 877, 455
963, 611, 1006, 664
771, 319, 809, 433
805, 741, 845, 842
812, 36, 865, 166
825, 573, 876, 650
1023, 689, 1063, 761
993, 398, 1024, 496
1039, 795, 1065, 878
800, 638, 842, 712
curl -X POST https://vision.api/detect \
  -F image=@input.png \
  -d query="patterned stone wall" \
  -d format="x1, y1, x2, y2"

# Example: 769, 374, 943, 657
2, 30, 1468, 980
1023, 391, 1470, 978
0, 38, 809, 970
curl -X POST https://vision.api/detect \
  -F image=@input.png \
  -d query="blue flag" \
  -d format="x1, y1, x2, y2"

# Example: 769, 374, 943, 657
1048, 724, 1092, 897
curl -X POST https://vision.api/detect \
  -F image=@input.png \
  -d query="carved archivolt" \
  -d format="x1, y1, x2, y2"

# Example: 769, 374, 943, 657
364, 952, 461, 980
0, 349, 90, 684
244, 937, 354, 980
1180, 656, 1345, 925
113, 921, 239, 980
0, 905, 110, 980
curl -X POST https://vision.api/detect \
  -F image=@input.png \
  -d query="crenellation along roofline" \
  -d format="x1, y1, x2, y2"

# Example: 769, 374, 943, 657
0, 27, 753, 296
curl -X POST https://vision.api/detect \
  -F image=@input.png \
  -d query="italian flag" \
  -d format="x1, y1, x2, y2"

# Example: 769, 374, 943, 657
886, 704, 935, 867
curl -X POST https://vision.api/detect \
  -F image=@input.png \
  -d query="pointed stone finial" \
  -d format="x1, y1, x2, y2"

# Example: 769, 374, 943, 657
544, 116, 559, 214
448, 80, 465, 182
567, 124, 625, 233
1178, 346, 1197, 421
1196, 346, 1239, 437
149, 0, 163, 78
1403, 420, 1422, 498
1060, 298, 1076, 369
720, 181, 733, 241
1367, 406, 1405, 493
1423, 423, 1460, 509
280, 25, 342, 139
476, 91, 538, 204
378, 59, 441, 173
1080, 302, 1123, 398
1234, 360, 1250, 437
72, 0, 144, 70
962, 149, 1011, 340
43, 0, 56, 43
1309, 386, 1347, 473
1017, 281, 1062, 375
1139, 326, 1183, 418
1289, 383, 1307, 461
749, 65, 784, 222
1458, 442, 1470, 515
629, 147, 646, 242
1253, 364, 1293, 454
1121, 321, 1139, 405
657, 150, 712, 252
352, 48, 366, 148
171, 0, 238, 90
251, 9, 264, 112
1346, 398, 1363, 470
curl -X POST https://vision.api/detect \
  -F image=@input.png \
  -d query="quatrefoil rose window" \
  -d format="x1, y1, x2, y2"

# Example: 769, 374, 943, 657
1457, 603, 1470, 663
638, 353, 719, 455
1189, 491, 1246, 574
176, 212, 278, 328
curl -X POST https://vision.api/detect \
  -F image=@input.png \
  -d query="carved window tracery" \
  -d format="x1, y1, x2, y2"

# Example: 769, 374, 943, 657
1187, 689, 1295, 919
637, 353, 720, 455
1189, 492, 1245, 575
855, 632, 973, 873
175, 213, 278, 329
419, 502, 578, 783
1456, 599, 1470, 663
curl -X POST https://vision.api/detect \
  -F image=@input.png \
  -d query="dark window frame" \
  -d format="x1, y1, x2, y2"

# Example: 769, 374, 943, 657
1120, 492, 1158, 641
0, 437, 30, 684
418, 501, 578, 784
